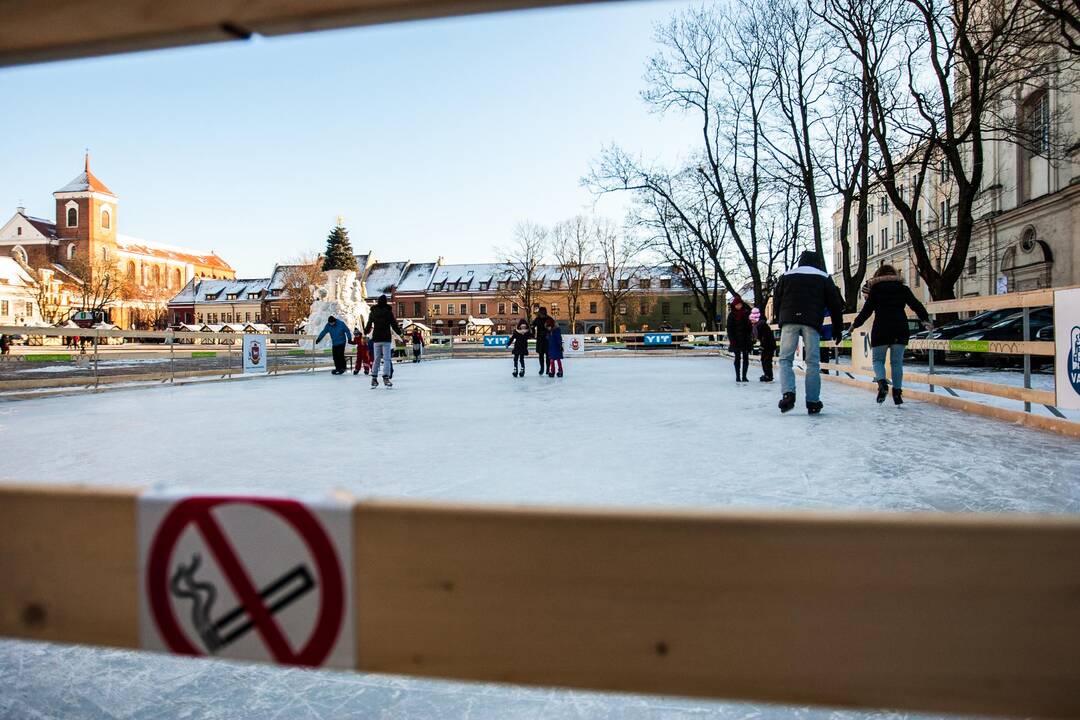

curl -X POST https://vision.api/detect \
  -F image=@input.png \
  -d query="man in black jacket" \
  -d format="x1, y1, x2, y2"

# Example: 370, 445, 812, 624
772, 251, 845, 414
531, 307, 551, 376
364, 295, 403, 387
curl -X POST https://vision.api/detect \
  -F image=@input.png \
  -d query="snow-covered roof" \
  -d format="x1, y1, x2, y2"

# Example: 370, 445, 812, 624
402, 320, 432, 332
117, 234, 233, 272
430, 263, 509, 291
364, 262, 408, 296
169, 277, 271, 305
55, 157, 115, 195
246, 323, 272, 333
220, 323, 247, 332
467, 316, 494, 326
396, 262, 438, 293
20, 213, 58, 239
0, 256, 35, 287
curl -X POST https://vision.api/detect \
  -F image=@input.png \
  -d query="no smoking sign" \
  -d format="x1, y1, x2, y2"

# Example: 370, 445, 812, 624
138, 492, 354, 668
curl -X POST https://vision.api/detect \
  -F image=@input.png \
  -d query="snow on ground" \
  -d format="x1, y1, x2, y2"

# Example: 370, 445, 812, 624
1, 356, 1078, 719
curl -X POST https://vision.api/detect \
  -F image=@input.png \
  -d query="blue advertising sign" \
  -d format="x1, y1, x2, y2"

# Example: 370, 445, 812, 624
644, 333, 673, 346
483, 335, 511, 347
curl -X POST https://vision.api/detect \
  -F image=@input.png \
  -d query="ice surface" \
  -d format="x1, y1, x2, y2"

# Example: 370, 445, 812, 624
1, 356, 1077, 719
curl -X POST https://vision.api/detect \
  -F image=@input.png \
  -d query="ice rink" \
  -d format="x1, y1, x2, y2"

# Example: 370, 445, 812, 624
2, 355, 1078, 719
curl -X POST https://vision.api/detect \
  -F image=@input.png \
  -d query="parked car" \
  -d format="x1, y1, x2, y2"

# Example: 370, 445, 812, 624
909, 308, 1030, 363
945, 307, 1054, 365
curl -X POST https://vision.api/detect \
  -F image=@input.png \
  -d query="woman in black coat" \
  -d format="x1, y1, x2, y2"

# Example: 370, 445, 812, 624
726, 294, 754, 382
849, 264, 931, 405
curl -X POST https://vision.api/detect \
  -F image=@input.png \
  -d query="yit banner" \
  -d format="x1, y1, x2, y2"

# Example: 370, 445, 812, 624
483, 335, 510, 347
138, 491, 354, 668
564, 334, 586, 355
243, 334, 267, 374
643, 333, 673, 346
1054, 288, 1080, 410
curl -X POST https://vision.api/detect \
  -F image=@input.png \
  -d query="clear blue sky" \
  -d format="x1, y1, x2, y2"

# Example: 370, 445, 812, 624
0, 1, 704, 277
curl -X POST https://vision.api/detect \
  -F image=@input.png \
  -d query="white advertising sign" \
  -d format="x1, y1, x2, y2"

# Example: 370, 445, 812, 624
138, 490, 354, 669
564, 334, 586, 356
1053, 288, 1080, 410
850, 324, 873, 375
243, 334, 267, 374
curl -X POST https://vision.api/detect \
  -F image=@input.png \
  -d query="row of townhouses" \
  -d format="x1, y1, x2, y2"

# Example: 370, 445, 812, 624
167, 256, 718, 335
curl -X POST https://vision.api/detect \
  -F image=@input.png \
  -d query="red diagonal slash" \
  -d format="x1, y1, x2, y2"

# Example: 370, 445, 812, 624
147, 496, 345, 667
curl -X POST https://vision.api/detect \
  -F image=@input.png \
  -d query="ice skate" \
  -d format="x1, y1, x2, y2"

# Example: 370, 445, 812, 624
371, 376, 378, 388
383, 376, 393, 387
778, 392, 796, 413
556, 370, 563, 378
892, 388, 903, 405
807, 401, 824, 415
513, 370, 519, 377
876, 379, 889, 403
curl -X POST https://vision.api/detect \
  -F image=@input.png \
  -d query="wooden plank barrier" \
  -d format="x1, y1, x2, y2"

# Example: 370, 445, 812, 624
2, 482, 1080, 717
820, 362, 1058, 406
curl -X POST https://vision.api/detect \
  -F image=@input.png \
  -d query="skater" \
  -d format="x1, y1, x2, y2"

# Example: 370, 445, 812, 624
350, 327, 372, 375
849, 264, 931, 405
364, 295, 403, 387
0, 333, 9, 356
772, 250, 846, 415
315, 316, 353, 375
726, 294, 753, 383
751, 306, 776, 382
410, 328, 424, 363
532, 307, 551, 375
546, 318, 564, 377
507, 320, 531, 377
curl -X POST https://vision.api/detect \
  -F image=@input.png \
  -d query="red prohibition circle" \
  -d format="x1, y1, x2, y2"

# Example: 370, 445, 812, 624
146, 496, 345, 667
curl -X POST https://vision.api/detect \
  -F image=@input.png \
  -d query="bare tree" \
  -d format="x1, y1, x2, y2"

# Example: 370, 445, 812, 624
27, 270, 68, 325
551, 216, 600, 333
279, 254, 325, 327
593, 222, 645, 333
66, 255, 128, 318
496, 221, 549, 325
1030, 0, 1080, 55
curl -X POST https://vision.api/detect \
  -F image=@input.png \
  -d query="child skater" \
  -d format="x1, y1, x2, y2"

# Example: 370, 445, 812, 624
545, 318, 564, 378
750, 307, 776, 382
410, 328, 424, 363
507, 319, 530, 377
351, 328, 372, 375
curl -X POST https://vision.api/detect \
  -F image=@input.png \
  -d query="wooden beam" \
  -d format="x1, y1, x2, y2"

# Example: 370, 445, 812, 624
0, 0, 608, 67
820, 362, 1058, 405
3, 483, 1080, 717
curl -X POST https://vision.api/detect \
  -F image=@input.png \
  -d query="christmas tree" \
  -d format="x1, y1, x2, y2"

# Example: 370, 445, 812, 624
321, 224, 358, 272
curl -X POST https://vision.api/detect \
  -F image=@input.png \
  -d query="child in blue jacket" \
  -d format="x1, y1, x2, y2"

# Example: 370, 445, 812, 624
545, 318, 564, 378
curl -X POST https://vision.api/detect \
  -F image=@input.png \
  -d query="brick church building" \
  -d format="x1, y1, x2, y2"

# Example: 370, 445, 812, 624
0, 155, 234, 328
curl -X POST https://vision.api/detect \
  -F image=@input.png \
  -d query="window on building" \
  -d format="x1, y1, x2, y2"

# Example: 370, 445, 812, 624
550, 280, 561, 290
550, 303, 560, 316
531, 280, 542, 290
0, 301, 8, 316
895, 220, 904, 244
881, 227, 888, 250
16, 226, 21, 236
25, 301, 32, 317
967, 256, 977, 276
868, 233, 875, 256
432, 304, 441, 316
660, 278, 672, 289
226, 293, 238, 300
618, 303, 627, 315
102, 246, 109, 261
67, 207, 77, 227
1025, 91, 1050, 156
127, 261, 136, 281
512, 303, 519, 314
66, 244, 75, 260
914, 270, 921, 287
460, 303, 467, 315
661, 301, 670, 315
101, 209, 111, 229
683, 302, 692, 315
413, 301, 422, 316
479, 303, 487, 315
432, 282, 443, 291
880, 196, 888, 214
197, 313, 203, 323
640, 279, 651, 289
639, 300, 648, 315
589, 278, 600, 290
868, 203, 875, 223
510, 281, 520, 290
479, 281, 489, 291
397, 302, 405, 317
497, 281, 508, 291
589, 301, 598, 314
245, 312, 251, 322
618, 279, 629, 289
247, 293, 259, 300
498, 302, 506, 315
940, 158, 951, 182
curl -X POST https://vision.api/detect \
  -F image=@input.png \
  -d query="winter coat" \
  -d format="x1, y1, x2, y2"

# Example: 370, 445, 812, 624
316, 321, 352, 347
726, 305, 754, 351
410, 331, 424, 347
507, 328, 530, 355
772, 252, 846, 334
351, 334, 371, 365
365, 304, 403, 342
531, 315, 551, 352
755, 319, 777, 353
850, 276, 929, 346
546, 326, 565, 361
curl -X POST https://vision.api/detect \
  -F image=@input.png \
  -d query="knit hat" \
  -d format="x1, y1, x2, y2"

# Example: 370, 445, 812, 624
749, 307, 761, 323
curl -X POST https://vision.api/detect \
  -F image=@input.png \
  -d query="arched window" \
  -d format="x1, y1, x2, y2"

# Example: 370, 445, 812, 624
67, 244, 76, 260
67, 207, 78, 227
101, 246, 109, 261
174, 268, 182, 288
153, 266, 161, 287
101, 209, 111, 229
127, 261, 136, 281
12, 246, 28, 264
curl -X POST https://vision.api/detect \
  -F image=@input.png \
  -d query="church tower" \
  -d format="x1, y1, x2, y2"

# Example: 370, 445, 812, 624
53, 153, 118, 268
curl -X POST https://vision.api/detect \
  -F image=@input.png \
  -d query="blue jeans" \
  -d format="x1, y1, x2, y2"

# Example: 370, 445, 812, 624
372, 341, 393, 378
778, 324, 821, 402
872, 344, 906, 389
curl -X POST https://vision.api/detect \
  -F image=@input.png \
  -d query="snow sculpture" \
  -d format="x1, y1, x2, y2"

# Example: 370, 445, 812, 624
301, 269, 369, 349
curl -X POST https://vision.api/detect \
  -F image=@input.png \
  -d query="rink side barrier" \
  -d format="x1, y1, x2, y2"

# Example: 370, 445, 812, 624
2, 483, 1080, 719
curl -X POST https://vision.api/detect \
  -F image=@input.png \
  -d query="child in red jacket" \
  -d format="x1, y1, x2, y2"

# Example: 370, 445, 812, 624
351, 328, 372, 375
